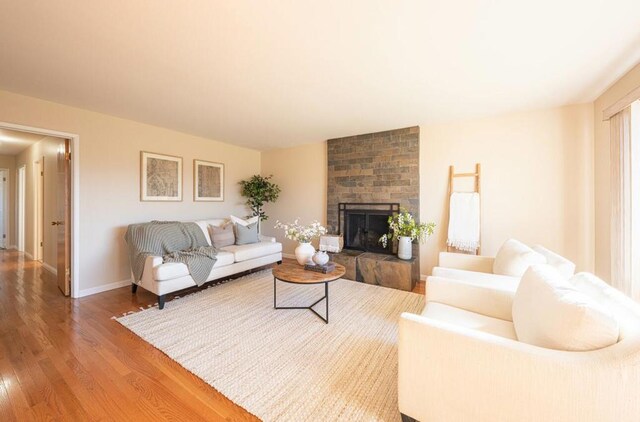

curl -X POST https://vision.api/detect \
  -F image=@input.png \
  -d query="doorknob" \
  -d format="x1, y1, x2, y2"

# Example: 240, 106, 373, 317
51, 221, 64, 226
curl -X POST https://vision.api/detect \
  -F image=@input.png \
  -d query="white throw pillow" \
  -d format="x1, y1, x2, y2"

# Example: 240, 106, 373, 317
512, 265, 619, 351
531, 245, 576, 278
493, 239, 546, 277
230, 215, 259, 227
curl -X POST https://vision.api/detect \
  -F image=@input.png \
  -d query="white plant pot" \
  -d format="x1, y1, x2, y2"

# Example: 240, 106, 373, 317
295, 242, 315, 265
397, 236, 413, 260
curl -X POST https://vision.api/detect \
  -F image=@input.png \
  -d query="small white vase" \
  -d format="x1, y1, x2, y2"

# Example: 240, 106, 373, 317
295, 242, 315, 265
397, 236, 412, 260
312, 251, 330, 266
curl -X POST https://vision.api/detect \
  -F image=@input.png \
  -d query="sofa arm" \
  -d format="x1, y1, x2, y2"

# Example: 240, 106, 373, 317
140, 255, 163, 282
438, 251, 494, 273
398, 313, 639, 422
259, 234, 276, 243
426, 276, 514, 321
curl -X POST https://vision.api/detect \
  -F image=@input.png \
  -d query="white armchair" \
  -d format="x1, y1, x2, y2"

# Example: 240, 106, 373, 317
433, 251, 520, 291
398, 275, 640, 422
433, 241, 576, 293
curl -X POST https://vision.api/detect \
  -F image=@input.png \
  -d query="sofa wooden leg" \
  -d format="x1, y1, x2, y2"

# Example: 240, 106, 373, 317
131, 283, 138, 294
401, 413, 417, 422
158, 295, 166, 310
277, 260, 282, 265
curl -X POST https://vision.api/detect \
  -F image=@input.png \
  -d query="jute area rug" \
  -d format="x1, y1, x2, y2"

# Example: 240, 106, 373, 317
117, 270, 424, 421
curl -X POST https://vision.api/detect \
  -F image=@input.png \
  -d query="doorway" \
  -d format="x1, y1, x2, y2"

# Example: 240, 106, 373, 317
0, 169, 6, 249
17, 165, 25, 252
34, 158, 44, 261
0, 123, 79, 297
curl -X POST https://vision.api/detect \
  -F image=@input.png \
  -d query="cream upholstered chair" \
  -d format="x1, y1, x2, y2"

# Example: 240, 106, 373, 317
397, 273, 640, 422
433, 241, 576, 292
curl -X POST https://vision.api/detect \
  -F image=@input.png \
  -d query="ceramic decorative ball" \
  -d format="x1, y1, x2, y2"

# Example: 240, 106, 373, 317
312, 251, 330, 266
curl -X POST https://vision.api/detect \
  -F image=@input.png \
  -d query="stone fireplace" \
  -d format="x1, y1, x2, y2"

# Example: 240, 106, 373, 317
326, 126, 420, 290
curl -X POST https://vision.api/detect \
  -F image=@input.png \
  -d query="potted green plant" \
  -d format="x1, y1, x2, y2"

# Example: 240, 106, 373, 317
239, 175, 281, 222
379, 209, 435, 260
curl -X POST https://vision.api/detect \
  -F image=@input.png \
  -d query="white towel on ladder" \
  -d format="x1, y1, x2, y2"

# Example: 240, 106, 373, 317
447, 192, 480, 253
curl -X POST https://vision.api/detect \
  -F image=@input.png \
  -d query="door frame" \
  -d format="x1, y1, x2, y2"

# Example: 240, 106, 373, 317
0, 122, 80, 298
0, 169, 7, 249
17, 165, 26, 253
34, 158, 44, 261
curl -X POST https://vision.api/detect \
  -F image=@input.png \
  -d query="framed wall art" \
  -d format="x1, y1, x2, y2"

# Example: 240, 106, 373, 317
194, 159, 224, 201
140, 151, 183, 201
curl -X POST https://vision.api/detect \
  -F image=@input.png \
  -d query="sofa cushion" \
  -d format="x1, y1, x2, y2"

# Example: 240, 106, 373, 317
421, 302, 517, 340
221, 241, 282, 262
431, 267, 520, 292
493, 239, 546, 277
532, 245, 576, 278
513, 265, 619, 351
209, 224, 235, 248
230, 215, 259, 227
153, 251, 235, 281
234, 222, 259, 245
193, 219, 228, 245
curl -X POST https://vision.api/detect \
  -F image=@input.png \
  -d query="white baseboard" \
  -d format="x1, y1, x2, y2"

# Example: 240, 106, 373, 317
76, 279, 132, 298
7, 245, 16, 250
41, 262, 57, 275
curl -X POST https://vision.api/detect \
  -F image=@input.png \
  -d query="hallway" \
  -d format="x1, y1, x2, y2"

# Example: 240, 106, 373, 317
0, 250, 254, 421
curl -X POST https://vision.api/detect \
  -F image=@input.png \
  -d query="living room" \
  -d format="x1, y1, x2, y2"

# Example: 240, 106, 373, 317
1, 1, 640, 421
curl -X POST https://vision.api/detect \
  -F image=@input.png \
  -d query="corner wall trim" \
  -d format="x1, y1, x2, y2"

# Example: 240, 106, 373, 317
603, 85, 640, 120
76, 279, 132, 298
41, 262, 58, 276
282, 253, 296, 260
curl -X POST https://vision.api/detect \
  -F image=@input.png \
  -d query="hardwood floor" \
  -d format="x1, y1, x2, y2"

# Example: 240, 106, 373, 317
0, 251, 424, 421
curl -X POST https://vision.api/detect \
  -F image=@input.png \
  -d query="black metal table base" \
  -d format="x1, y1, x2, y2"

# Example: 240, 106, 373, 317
274, 277, 329, 323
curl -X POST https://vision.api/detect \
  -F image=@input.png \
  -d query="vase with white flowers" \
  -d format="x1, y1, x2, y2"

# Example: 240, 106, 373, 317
274, 219, 327, 265
379, 209, 435, 260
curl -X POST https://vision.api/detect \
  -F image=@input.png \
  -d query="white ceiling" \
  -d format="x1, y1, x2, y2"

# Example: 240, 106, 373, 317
1, 1, 640, 151
0, 129, 46, 156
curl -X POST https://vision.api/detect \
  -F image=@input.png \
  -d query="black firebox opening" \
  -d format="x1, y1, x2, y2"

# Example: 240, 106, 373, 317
338, 203, 399, 254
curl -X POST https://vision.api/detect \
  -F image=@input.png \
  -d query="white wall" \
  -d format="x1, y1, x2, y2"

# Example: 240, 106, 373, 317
262, 104, 595, 277
262, 142, 327, 253
0, 89, 261, 294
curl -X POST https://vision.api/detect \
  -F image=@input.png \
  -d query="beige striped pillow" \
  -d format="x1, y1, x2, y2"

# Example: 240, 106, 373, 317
209, 224, 235, 248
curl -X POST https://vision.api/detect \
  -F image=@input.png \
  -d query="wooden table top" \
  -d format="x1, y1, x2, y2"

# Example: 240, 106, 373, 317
272, 262, 346, 284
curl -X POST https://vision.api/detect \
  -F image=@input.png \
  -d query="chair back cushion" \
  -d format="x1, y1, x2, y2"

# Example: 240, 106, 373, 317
532, 245, 576, 278
493, 239, 546, 277
512, 265, 619, 351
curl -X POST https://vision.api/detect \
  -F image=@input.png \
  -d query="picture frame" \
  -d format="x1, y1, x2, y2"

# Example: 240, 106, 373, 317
140, 151, 183, 201
194, 159, 224, 202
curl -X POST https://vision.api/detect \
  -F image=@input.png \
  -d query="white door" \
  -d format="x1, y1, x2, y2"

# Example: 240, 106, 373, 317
18, 165, 26, 252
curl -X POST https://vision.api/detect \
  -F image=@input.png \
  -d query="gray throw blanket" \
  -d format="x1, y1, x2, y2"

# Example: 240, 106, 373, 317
125, 221, 218, 286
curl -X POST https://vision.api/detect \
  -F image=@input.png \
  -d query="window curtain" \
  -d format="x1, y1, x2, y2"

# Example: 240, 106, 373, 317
610, 105, 640, 301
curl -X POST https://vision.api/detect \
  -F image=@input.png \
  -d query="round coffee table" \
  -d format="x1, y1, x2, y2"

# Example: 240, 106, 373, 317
272, 262, 346, 323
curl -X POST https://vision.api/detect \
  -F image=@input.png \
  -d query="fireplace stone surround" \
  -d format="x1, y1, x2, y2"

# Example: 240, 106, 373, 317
326, 126, 421, 290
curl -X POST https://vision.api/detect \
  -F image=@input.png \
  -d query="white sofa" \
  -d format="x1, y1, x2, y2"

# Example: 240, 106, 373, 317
398, 274, 640, 422
132, 218, 282, 309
